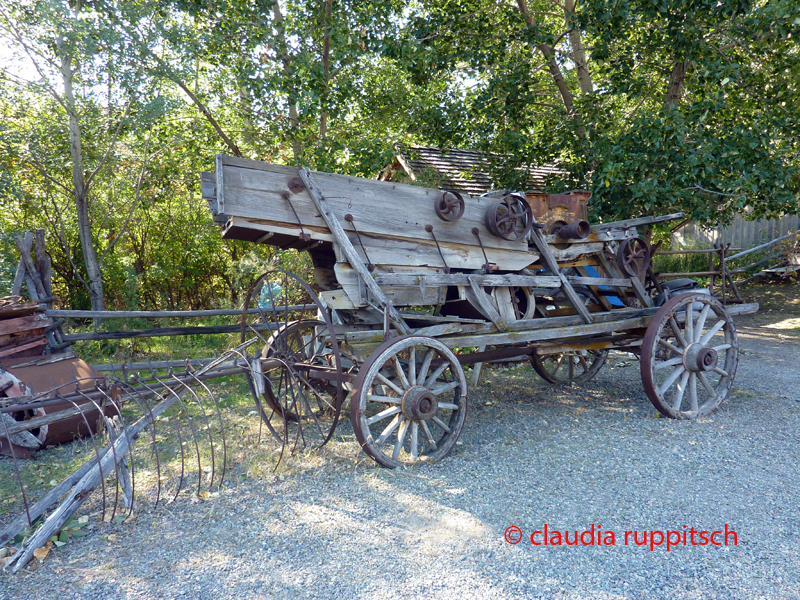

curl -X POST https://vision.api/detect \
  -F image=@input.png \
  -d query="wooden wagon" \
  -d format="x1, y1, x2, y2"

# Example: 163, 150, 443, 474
201, 155, 758, 468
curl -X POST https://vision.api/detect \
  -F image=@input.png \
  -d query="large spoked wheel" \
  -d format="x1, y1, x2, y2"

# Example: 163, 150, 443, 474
351, 336, 468, 468
641, 293, 738, 419
241, 270, 345, 449
530, 349, 609, 385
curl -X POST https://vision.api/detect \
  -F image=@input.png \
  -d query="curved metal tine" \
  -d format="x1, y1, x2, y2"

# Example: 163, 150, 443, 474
0, 407, 30, 526
183, 368, 228, 491
88, 383, 134, 518
60, 379, 111, 521
126, 374, 166, 508
133, 376, 188, 504
96, 381, 144, 519
97, 387, 136, 518
150, 371, 203, 499
285, 363, 327, 446
169, 369, 216, 494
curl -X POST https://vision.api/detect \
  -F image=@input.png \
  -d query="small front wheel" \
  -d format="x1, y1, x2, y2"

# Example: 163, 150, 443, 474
641, 293, 738, 419
351, 336, 468, 468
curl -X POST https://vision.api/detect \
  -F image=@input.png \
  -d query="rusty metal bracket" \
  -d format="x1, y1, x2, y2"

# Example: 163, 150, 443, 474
344, 214, 375, 272
472, 227, 494, 273
425, 225, 450, 274
281, 190, 311, 242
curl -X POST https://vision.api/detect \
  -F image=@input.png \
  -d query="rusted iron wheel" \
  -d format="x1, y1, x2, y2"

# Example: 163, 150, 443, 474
351, 336, 468, 468
241, 270, 344, 449
435, 191, 465, 222
616, 237, 651, 277
484, 195, 533, 241
530, 349, 609, 385
641, 293, 738, 419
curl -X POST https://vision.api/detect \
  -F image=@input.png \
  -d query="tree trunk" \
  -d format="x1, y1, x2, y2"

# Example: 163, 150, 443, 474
517, 0, 586, 138
663, 60, 689, 110
59, 37, 105, 314
319, 0, 332, 140
273, 0, 302, 160
564, 0, 593, 94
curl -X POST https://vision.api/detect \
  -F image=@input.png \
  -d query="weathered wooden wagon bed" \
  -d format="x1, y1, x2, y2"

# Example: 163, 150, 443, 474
202, 155, 758, 468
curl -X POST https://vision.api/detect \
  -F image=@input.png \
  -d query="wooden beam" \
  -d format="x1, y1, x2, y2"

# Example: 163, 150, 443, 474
591, 212, 685, 231
46, 306, 315, 319
298, 168, 411, 335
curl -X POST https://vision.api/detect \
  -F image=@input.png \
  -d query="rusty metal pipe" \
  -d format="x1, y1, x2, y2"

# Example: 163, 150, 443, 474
556, 220, 591, 240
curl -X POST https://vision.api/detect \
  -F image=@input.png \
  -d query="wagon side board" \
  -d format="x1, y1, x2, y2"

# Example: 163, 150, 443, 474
204, 154, 541, 272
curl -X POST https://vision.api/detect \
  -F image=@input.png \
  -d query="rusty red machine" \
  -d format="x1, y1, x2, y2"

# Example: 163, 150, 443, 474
201, 155, 758, 469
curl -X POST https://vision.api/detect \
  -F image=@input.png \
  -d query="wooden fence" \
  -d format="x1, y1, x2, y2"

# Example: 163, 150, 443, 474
672, 213, 799, 248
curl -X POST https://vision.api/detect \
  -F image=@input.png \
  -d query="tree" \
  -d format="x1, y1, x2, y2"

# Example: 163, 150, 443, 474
395, 0, 800, 224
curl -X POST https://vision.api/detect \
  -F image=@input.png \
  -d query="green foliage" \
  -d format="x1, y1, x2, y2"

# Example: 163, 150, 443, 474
0, 0, 798, 317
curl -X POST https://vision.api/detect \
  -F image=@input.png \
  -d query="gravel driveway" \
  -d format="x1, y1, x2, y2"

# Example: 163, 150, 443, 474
2, 288, 798, 600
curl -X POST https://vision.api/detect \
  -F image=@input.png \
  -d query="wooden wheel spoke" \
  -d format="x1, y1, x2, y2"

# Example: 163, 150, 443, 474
367, 406, 401, 426
658, 365, 686, 396
421, 420, 437, 450
418, 349, 434, 387
712, 343, 732, 352
694, 304, 711, 343
376, 372, 404, 396
697, 372, 718, 400
431, 380, 459, 396
393, 419, 410, 461
685, 302, 694, 344
437, 402, 459, 411
712, 366, 729, 377
668, 316, 688, 348
366, 394, 401, 404
410, 422, 419, 462
657, 338, 684, 356
568, 356, 574, 380
578, 356, 589, 373
672, 371, 690, 410
689, 373, 698, 412
393, 356, 410, 390
376, 414, 402, 445
408, 347, 417, 386
655, 356, 684, 370
424, 362, 448, 388
699, 320, 726, 345
432, 416, 451, 433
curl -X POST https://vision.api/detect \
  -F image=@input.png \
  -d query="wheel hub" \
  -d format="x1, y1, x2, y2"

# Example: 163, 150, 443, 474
401, 386, 438, 421
683, 343, 718, 372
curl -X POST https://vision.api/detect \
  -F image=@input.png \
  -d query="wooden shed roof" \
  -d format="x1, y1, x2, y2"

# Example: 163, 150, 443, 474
384, 146, 562, 196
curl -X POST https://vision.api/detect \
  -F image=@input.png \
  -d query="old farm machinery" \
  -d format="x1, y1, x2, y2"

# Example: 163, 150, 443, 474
202, 155, 758, 469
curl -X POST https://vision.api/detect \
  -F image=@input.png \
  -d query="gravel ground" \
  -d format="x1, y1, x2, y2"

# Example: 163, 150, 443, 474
1, 285, 798, 600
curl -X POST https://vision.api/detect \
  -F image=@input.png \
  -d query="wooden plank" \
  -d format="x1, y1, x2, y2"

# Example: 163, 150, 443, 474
547, 243, 605, 261
46, 306, 314, 319
373, 272, 561, 287
333, 263, 446, 308
0, 339, 47, 358
723, 230, 799, 263
591, 212, 685, 231
331, 231, 538, 271
0, 314, 50, 336
14, 236, 47, 299
467, 276, 507, 331
340, 306, 660, 344
11, 233, 33, 297
298, 168, 411, 335
440, 315, 649, 348
61, 322, 276, 342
